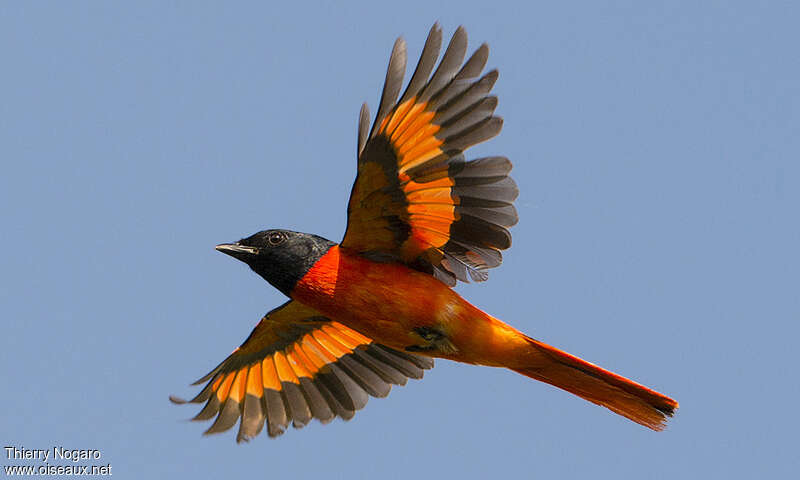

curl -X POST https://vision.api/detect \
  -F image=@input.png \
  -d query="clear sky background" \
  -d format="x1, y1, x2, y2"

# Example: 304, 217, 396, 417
2, 2, 798, 478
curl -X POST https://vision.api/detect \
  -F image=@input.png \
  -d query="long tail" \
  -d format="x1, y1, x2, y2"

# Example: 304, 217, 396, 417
510, 335, 678, 431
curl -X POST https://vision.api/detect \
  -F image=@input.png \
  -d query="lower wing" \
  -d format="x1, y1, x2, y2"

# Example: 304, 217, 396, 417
170, 300, 433, 442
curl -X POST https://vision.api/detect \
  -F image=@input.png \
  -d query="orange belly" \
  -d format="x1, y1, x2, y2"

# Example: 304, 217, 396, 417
290, 245, 529, 366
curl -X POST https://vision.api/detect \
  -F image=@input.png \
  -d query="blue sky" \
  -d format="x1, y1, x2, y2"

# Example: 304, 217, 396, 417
1, 1, 798, 478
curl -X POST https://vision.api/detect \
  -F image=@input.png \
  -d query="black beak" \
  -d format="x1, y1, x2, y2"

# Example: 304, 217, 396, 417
215, 243, 259, 260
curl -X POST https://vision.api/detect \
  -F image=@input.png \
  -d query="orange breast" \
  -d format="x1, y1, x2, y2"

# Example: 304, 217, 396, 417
290, 245, 528, 366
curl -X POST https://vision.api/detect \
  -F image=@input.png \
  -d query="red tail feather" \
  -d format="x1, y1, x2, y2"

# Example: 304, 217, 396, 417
511, 336, 678, 431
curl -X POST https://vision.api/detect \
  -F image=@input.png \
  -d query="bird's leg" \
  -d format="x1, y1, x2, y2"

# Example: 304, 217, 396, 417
405, 326, 458, 355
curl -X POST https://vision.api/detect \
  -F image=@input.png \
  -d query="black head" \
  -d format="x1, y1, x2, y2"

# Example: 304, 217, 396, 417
216, 229, 336, 296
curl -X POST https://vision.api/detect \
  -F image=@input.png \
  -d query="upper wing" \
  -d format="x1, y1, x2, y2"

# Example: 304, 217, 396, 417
341, 24, 518, 286
170, 300, 434, 442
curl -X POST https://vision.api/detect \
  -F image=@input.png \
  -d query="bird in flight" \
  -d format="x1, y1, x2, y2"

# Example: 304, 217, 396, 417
171, 24, 678, 442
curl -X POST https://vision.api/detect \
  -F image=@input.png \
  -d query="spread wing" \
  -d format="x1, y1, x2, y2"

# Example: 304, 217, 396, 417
341, 24, 518, 286
170, 300, 434, 442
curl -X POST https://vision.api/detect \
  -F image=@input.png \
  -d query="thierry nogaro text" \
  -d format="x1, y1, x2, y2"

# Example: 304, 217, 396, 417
5, 446, 101, 463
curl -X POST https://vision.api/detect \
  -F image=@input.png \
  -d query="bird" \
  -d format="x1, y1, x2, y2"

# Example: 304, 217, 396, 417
170, 23, 678, 442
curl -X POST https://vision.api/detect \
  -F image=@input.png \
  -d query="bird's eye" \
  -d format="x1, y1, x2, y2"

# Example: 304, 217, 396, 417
267, 231, 287, 246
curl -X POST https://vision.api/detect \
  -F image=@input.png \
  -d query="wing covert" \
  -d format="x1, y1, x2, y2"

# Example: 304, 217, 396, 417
170, 300, 434, 442
343, 24, 518, 286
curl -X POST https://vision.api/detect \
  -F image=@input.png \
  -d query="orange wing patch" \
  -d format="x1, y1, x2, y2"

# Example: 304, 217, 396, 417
342, 24, 518, 286
170, 301, 434, 442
